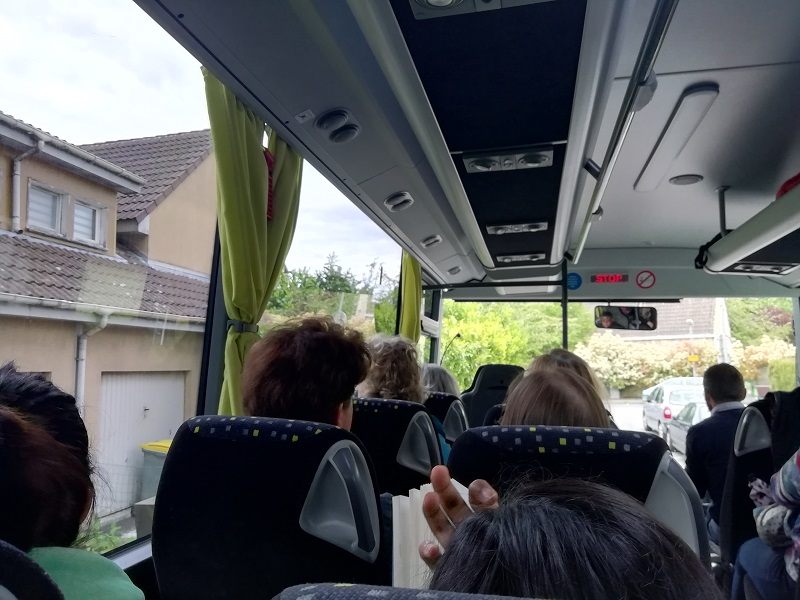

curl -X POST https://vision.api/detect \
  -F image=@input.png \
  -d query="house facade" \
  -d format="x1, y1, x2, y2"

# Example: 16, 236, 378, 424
0, 112, 216, 517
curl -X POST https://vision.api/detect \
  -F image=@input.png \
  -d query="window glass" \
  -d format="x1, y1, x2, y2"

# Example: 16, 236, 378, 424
676, 404, 695, 422
74, 203, 99, 242
28, 185, 61, 232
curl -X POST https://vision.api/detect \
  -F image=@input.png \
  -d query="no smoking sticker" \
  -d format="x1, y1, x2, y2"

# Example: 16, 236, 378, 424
636, 270, 656, 289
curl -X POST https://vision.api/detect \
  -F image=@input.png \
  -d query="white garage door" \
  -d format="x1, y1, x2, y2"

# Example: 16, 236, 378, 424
96, 372, 185, 516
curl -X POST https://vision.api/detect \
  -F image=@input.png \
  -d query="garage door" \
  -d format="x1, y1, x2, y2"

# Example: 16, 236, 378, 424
96, 372, 186, 516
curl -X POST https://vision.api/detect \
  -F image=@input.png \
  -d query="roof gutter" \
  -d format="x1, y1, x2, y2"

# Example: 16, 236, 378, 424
11, 141, 44, 232
0, 292, 205, 326
0, 113, 146, 193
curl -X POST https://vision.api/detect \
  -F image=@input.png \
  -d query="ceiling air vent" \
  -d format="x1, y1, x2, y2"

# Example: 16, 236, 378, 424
384, 192, 414, 212
421, 235, 443, 249
486, 222, 548, 235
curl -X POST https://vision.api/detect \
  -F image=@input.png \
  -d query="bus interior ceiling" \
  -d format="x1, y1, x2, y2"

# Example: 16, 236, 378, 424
134, 0, 800, 302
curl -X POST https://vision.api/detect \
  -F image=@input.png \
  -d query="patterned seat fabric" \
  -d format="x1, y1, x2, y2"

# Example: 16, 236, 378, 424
351, 399, 442, 496
461, 365, 523, 428
152, 416, 389, 600
274, 583, 537, 600
0, 539, 63, 600
449, 425, 709, 564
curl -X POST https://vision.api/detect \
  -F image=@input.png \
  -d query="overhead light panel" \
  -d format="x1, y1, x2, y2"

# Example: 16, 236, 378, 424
464, 147, 553, 174
669, 174, 704, 186
486, 222, 548, 235
730, 263, 796, 275
635, 83, 718, 192
497, 253, 545, 264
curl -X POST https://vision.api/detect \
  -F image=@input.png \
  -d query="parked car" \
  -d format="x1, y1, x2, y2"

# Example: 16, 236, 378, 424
643, 383, 705, 438
666, 402, 711, 455
642, 377, 703, 402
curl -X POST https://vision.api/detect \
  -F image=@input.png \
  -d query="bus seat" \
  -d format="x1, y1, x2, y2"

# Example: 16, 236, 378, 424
351, 398, 441, 496
426, 392, 469, 443
0, 539, 63, 600
483, 404, 504, 426
768, 389, 800, 471
448, 425, 709, 566
276, 583, 527, 600
461, 365, 523, 427
152, 416, 389, 600
718, 400, 775, 591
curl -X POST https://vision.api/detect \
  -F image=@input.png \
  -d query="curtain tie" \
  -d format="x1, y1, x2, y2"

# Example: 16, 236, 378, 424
227, 319, 259, 334
264, 149, 275, 221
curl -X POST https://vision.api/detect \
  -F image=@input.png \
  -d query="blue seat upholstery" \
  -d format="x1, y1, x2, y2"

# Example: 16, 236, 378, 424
0, 539, 63, 600
275, 583, 531, 600
448, 425, 709, 566
152, 416, 389, 600
426, 392, 469, 442
351, 399, 441, 496
460, 365, 523, 427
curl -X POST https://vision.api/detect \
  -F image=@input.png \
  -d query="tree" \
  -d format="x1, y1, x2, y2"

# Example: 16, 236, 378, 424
574, 332, 649, 390
438, 301, 595, 390
727, 298, 794, 346
315, 253, 358, 293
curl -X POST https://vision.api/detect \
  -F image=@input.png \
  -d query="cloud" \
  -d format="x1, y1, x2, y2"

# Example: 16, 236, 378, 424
0, 0, 399, 276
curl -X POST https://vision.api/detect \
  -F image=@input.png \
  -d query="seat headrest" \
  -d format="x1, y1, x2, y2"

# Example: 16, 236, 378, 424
449, 425, 667, 503
466, 364, 524, 393
734, 406, 772, 457
275, 583, 535, 600
442, 400, 469, 442
153, 416, 387, 598
0, 540, 63, 600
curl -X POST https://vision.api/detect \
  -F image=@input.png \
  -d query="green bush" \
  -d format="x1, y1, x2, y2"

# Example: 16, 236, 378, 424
74, 517, 126, 554
769, 359, 797, 391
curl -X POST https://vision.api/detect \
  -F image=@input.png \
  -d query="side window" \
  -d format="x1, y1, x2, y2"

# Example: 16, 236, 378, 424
28, 184, 65, 235
676, 404, 695, 422
653, 388, 663, 404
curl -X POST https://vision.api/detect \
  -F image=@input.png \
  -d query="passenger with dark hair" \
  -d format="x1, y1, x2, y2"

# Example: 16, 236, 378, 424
596, 310, 616, 329
241, 316, 371, 428
500, 369, 609, 428
0, 362, 143, 599
427, 476, 723, 600
686, 362, 747, 545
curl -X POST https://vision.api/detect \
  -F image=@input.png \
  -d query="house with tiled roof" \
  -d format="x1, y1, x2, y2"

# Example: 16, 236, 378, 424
0, 112, 217, 518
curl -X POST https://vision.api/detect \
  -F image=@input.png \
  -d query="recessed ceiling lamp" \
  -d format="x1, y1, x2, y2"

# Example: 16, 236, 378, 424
486, 222, 548, 235
469, 158, 499, 173
421, 235, 443, 249
635, 83, 719, 192
384, 192, 414, 212
329, 124, 359, 144
497, 253, 545, 264
669, 174, 704, 186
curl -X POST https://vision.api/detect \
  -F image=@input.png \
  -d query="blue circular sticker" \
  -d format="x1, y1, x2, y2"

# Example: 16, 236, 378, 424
567, 272, 582, 291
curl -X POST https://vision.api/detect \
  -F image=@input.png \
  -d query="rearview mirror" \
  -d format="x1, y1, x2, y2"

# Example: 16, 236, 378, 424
594, 306, 657, 331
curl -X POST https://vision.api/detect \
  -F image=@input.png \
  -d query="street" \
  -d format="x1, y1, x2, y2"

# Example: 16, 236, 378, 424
609, 399, 686, 468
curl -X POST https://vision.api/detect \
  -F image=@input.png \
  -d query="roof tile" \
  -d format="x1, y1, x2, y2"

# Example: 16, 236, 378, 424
0, 234, 208, 319
80, 130, 212, 221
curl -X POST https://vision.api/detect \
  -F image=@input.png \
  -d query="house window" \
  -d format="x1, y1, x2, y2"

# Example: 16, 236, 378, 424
28, 185, 64, 234
74, 203, 102, 244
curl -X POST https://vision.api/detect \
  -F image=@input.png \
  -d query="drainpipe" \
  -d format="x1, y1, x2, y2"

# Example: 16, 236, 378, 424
12, 141, 45, 233
75, 312, 110, 417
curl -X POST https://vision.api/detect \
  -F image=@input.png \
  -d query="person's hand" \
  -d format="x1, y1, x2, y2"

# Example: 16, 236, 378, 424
418, 465, 499, 568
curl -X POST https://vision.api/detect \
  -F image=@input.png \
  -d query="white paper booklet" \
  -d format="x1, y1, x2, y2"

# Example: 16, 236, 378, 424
391, 479, 470, 588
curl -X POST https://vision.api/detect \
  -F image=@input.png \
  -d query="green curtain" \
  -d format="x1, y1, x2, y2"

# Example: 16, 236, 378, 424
203, 68, 303, 416
398, 251, 422, 342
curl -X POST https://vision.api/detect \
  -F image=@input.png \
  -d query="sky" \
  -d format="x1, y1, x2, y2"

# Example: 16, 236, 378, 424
0, 0, 400, 278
